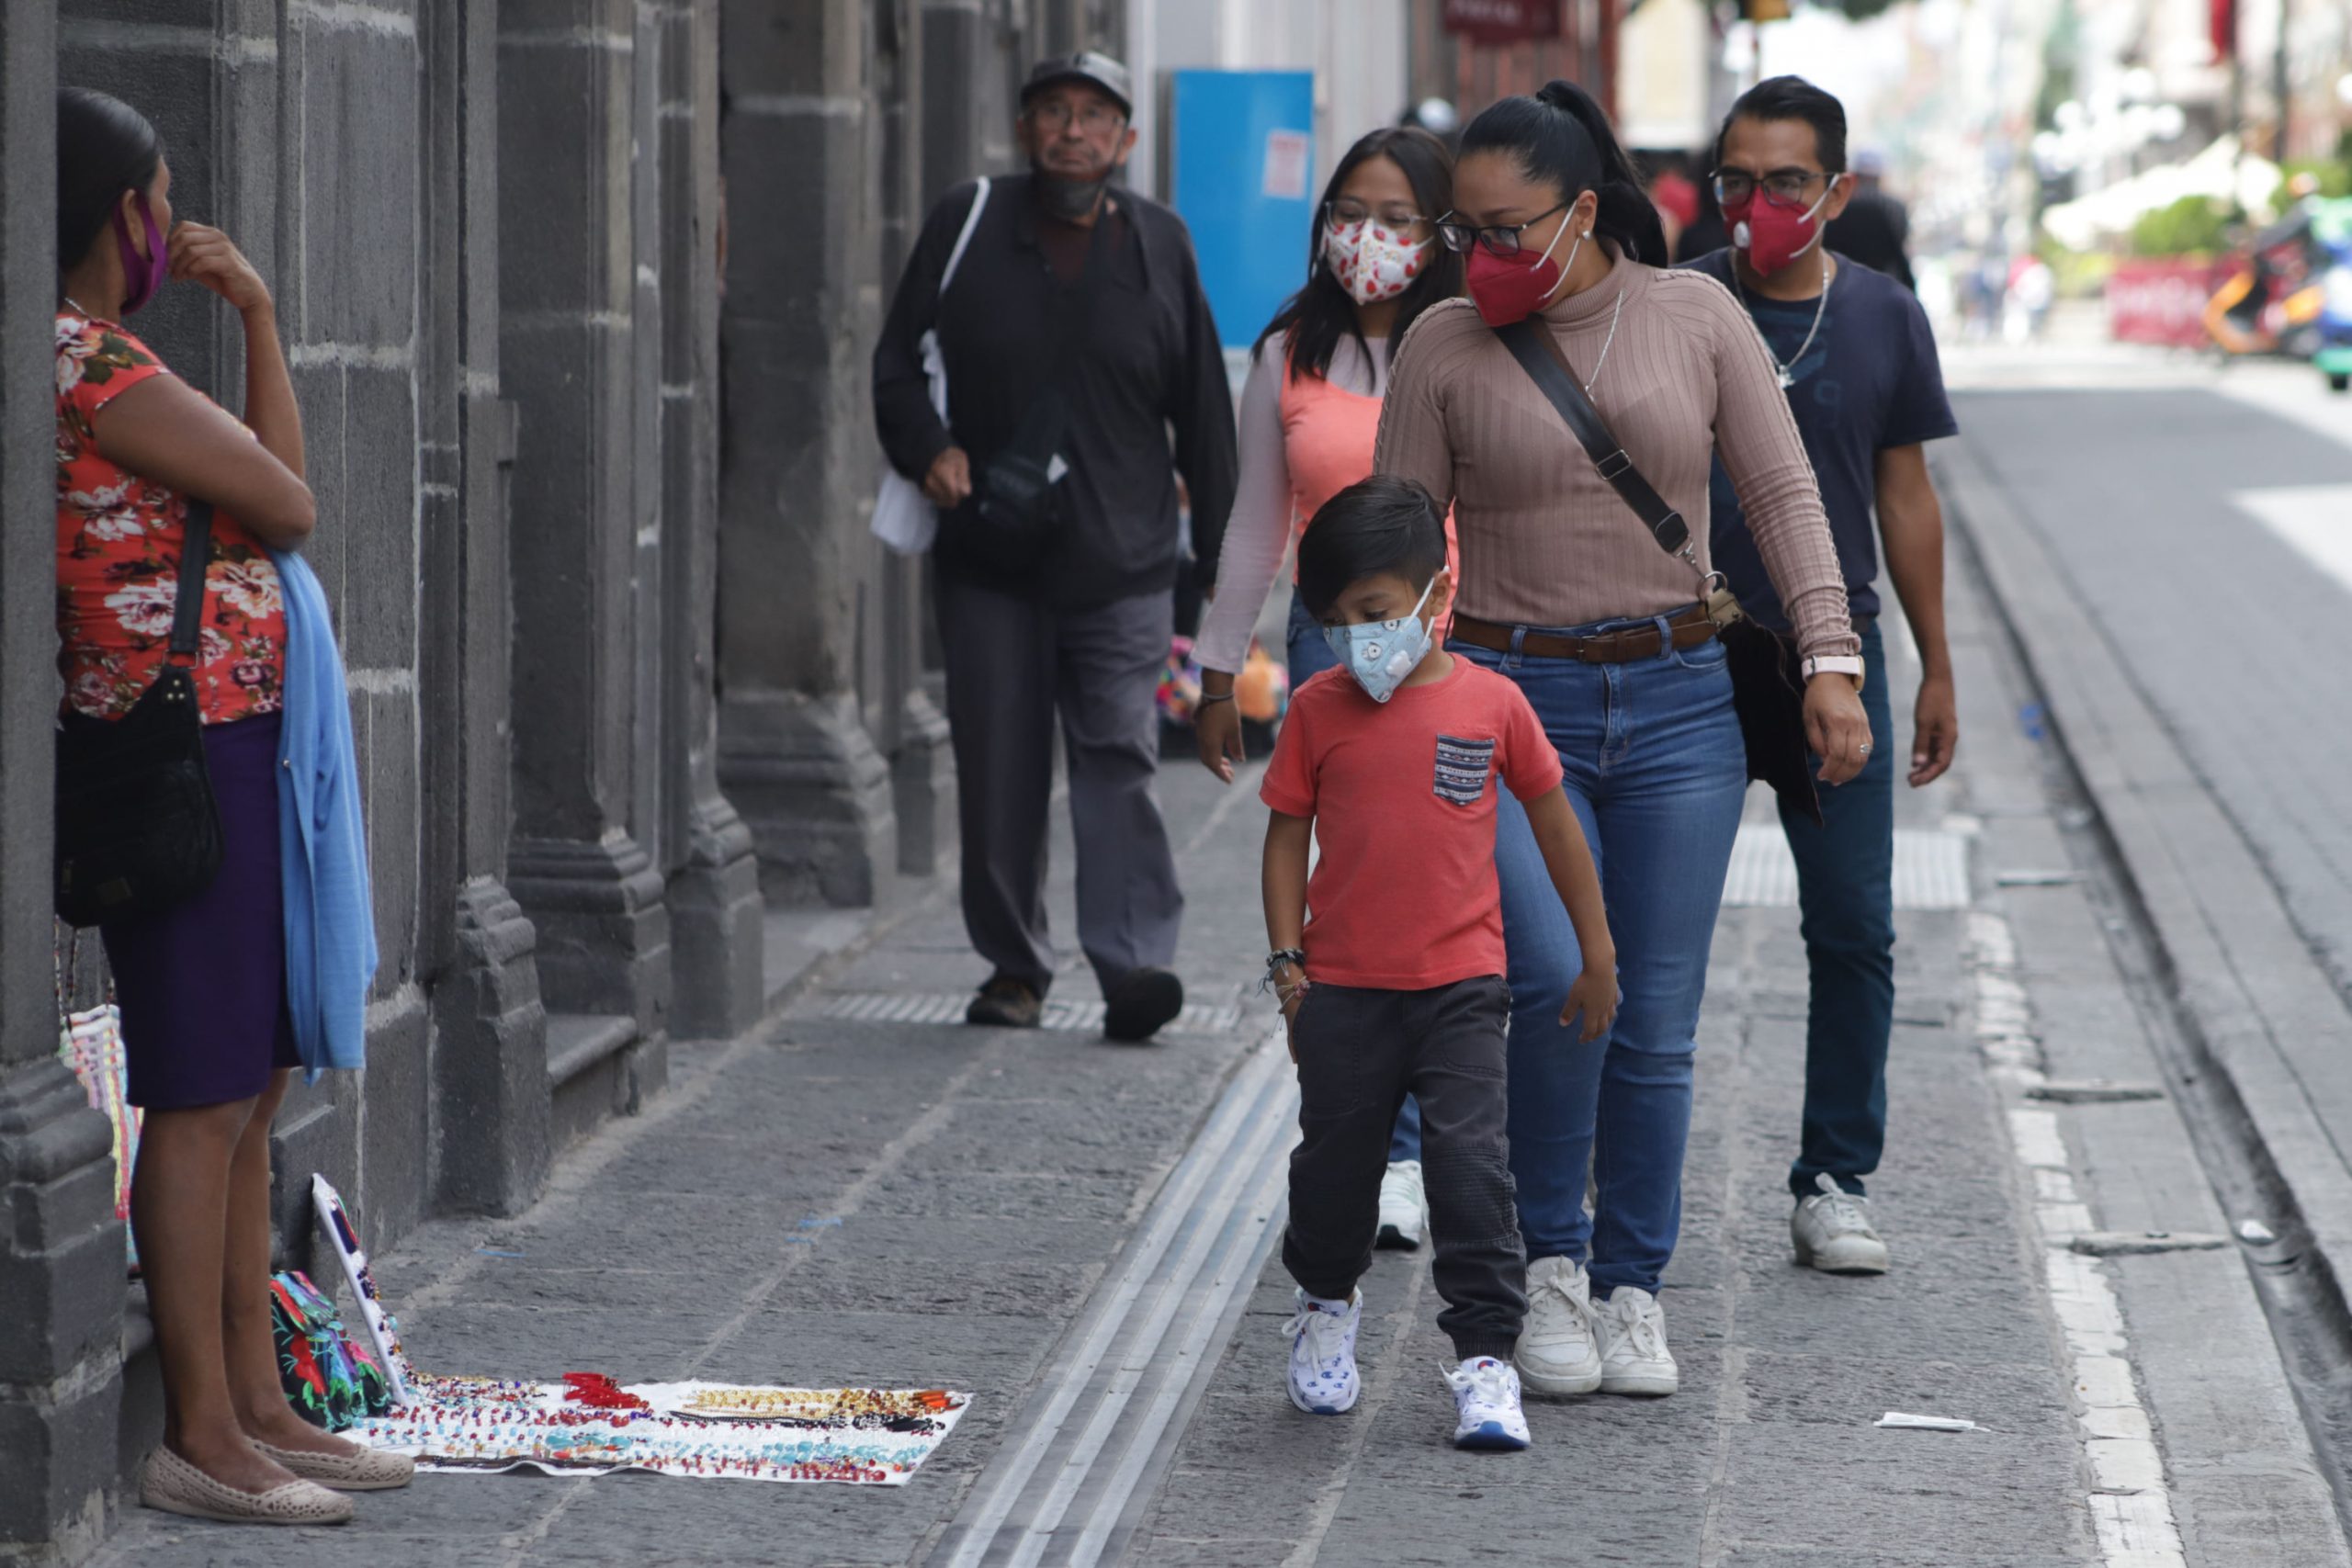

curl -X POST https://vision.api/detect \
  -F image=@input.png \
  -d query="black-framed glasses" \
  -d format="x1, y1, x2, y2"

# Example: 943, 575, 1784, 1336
1434, 200, 1569, 257
1326, 198, 1429, 231
1026, 99, 1125, 134
1712, 168, 1833, 209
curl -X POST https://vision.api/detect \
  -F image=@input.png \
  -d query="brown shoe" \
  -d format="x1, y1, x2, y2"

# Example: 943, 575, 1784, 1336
967, 976, 1043, 1029
254, 1437, 417, 1491
140, 1446, 355, 1526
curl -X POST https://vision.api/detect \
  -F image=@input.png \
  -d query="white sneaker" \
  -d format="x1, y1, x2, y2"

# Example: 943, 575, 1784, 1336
1283, 1288, 1362, 1415
1792, 1173, 1890, 1274
1512, 1255, 1602, 1396
1444, 1357, 1531, 1450
1375, 1160, 1426, 1249
1597, 1287, 1678, 1396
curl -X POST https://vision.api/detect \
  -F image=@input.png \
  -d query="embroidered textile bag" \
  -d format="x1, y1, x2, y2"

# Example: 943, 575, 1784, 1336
271, 1269, 394, 1432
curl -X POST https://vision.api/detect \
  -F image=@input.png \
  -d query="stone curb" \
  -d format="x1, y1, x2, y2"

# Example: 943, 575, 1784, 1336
1939, 436, 2352, 1335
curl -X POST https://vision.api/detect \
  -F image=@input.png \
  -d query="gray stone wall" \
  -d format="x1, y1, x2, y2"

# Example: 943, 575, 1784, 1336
2, 0, 1119, 1556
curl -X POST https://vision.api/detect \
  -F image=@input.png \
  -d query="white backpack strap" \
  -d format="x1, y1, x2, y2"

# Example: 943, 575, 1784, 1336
937, 175, 990, 299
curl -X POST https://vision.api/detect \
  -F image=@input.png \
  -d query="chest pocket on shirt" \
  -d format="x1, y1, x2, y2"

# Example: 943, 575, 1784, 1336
1434, 735, 1497, 807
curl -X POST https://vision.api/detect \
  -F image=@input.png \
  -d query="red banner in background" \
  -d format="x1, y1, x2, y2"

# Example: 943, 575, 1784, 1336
1443, 0, 1563, 44
2109, 257, 2229, 348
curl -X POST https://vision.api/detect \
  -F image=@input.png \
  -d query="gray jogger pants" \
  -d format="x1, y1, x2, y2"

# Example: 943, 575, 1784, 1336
935, 578, 1182, 994
1283, 976, 1529, 1361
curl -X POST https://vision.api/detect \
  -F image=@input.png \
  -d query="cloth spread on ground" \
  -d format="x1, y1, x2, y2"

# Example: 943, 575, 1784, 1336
350, 1376, 972, 1485
274, 549, 376, 1078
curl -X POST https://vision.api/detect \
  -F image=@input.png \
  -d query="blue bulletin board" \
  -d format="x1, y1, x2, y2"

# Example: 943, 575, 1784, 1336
1167, 70, 1317, 352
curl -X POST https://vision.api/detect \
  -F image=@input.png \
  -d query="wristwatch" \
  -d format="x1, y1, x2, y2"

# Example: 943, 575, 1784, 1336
1800, 654, 1865, 690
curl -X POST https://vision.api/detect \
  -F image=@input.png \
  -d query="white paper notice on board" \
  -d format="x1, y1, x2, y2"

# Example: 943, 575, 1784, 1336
1262, 130, 1311, 200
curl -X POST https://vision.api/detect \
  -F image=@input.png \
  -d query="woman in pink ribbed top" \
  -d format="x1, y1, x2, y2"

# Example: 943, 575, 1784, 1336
1372, 82, 1871, 1402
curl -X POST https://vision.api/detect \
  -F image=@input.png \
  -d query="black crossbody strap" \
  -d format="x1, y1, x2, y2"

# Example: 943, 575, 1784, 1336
167, 501, 215, 660
1494, 318, 1693, 564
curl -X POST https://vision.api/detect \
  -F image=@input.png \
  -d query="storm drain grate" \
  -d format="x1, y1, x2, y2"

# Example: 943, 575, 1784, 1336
817, 991, 1245, 1035
1722, 825, 1971, 911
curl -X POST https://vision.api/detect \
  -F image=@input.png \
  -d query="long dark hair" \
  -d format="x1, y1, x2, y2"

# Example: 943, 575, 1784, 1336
57, 87, 164, 275
1458, 80, 1666, 265
1254, 127, 1459, 380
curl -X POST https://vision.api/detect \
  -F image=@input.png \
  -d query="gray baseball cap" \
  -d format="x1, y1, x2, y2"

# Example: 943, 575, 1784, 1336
1023, 51, 1133, 119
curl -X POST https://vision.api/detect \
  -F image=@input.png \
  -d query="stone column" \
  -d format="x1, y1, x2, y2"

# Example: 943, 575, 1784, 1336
499, 0, 671, 1122
420, 0, 550, 1216
0, 8, 124, 1559
657, 1, 763, 1035
717, 0, 899, 911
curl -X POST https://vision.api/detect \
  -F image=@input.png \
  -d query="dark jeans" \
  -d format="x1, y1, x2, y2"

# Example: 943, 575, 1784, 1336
1783, 619, 1897, 1198
1283, 976, 1527, 1361
1284, 595, 1423, 1167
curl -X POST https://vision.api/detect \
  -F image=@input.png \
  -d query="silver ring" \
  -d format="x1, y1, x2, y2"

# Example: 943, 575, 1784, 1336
1857, 742, 1871, 754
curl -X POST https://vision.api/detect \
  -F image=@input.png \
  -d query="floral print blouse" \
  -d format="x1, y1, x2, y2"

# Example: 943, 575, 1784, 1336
55, 312, 287, 725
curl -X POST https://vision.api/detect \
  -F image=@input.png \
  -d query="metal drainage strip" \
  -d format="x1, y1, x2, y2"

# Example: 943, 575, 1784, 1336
820, 992, 1246, 1035
930, 1031, 1299, 1568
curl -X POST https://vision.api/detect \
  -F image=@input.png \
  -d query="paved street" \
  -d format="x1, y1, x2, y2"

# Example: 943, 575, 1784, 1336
88, 343, 2352, 1568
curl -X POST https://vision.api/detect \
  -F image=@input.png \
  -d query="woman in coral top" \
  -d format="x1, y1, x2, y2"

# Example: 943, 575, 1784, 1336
54, 86, 407, 1524
1193, 127, 1460, 1238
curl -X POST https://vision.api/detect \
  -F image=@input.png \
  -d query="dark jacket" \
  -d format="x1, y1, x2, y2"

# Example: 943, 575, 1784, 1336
873, 174, 1237, 607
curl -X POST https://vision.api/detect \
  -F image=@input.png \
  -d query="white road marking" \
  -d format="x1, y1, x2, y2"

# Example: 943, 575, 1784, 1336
1970, 910, 2188, 1568
2229, 484, 2352, 600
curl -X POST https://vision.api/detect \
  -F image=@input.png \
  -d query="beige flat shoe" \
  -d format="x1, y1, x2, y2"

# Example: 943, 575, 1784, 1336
140, 1445, 354, 1526
253, 1437, 417, 1491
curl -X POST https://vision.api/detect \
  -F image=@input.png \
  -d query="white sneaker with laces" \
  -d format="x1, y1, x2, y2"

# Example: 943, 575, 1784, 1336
1597, 1287, 1677, 1396
1375, 1160, 1427, 1249
1792, 1172, 1890, 1274
1283, 1288, 1362, 1415
1513, 1254, 1602, 1396
1444, 1357, 1532, 1450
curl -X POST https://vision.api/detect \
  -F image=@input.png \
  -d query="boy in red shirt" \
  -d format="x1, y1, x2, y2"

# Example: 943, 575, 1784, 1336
1261, 476, 1618, 1450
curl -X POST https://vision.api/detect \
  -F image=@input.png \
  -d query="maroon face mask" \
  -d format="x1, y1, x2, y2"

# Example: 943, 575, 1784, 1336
113, 194, 167, 314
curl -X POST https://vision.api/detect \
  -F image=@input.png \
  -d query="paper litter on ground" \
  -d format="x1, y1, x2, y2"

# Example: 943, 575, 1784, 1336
1876, 1411, 1982, 1432
349, 1373, 971, 1484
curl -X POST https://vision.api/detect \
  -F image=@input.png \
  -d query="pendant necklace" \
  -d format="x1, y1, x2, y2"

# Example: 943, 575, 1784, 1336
1733, 251, 1831, 390
1580, 287, 1628, 397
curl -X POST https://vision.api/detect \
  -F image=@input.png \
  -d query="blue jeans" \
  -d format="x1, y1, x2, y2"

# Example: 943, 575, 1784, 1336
1456, 615, 1747, 1297
1287, 595, 1423, 1166
1784, 620, 1895, 1197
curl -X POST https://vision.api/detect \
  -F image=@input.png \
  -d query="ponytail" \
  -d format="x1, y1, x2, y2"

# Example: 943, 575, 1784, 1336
1459, 80, 1667, 265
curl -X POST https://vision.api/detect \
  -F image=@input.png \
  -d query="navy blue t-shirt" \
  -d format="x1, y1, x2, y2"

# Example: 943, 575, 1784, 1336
1681, 249, 1958, 631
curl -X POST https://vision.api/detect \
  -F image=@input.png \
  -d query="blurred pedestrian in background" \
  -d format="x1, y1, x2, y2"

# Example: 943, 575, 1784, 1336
1684, 74, 1960, 1278
872, 51, 1236, 1043
1377, 78, 1868, 1403
54, 85, 401, 1527
1826, 147, 1917, 293
1193, 124, 1461, 1251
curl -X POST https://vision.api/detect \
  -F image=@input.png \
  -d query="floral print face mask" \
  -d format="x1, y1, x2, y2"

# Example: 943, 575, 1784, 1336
1320, 217, 1430, 306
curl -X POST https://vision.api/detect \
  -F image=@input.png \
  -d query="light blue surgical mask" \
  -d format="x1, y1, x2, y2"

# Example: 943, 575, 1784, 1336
1323, 577, 1438, 705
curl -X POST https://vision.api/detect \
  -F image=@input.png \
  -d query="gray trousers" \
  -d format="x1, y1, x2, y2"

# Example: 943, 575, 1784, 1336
935, 578, 1182, 994
1283, 976, 1528, 1361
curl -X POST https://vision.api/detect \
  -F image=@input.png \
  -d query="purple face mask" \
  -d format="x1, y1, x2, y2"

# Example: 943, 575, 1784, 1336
112, 194, 167, 314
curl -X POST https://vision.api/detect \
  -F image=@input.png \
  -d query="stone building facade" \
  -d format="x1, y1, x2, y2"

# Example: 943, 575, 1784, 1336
0, 1, 1120, 1558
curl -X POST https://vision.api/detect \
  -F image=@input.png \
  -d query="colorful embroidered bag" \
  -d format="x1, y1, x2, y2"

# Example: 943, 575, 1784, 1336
270, 1270, 395, 1431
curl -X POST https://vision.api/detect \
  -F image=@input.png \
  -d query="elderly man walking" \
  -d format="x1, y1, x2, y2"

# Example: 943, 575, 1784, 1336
873, 51, 1237, 1042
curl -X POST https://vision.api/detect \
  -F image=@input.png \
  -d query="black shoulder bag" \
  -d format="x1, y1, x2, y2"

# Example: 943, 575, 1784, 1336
1494, 319, 1823, 824
54, 501, 228, 926
966, 215, 1109, 566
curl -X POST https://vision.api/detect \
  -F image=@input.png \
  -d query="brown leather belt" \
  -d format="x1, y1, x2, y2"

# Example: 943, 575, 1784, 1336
1450, 605, 1717, 664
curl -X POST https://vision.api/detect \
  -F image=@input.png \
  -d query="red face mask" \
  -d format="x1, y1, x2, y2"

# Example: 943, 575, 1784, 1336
1464, 218, 1581, 327
1724, 185, 1832, 277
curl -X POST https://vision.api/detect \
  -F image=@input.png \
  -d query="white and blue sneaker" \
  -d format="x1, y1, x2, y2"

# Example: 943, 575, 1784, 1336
1283, 1288, 1362, 1415
1445, 1356, 1532, 1450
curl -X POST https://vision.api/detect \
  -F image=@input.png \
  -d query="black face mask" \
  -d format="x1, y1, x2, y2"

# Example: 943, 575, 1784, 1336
1032, 164, 1111, 223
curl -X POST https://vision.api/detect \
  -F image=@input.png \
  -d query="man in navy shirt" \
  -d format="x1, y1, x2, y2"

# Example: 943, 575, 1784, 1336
1682, 76, 1959, 1277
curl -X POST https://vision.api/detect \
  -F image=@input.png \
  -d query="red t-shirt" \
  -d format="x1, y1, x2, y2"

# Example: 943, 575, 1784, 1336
1261, 659, 1564, 989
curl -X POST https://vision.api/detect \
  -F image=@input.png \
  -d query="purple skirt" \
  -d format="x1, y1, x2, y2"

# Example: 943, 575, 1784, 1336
102, 710, 301, 1110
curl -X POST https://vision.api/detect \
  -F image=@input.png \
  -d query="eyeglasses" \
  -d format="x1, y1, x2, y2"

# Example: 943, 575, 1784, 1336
1434, 200, 1569, 257
1326, 199, 1429, 231
1712, 169, 1833, 209
1027, 99, 1125, 134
